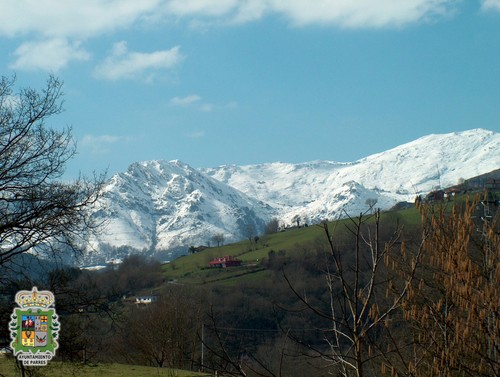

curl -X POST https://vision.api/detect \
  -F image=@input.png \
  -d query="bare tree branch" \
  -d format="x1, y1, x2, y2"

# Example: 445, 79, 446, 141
0, 75, 105, 267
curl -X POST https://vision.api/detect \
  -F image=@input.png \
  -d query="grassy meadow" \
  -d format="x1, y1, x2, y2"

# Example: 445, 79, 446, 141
0, 357, 210, 377
162, 205, 422, 286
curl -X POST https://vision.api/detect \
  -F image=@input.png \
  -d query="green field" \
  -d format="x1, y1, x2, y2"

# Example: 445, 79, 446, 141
163, 192, 492, 287
163, 221, 326, 285
0, 358, 210, 377
163, 205, 423, 286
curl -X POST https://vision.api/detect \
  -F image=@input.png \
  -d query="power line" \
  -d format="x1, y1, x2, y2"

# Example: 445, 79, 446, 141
204, 325, 321, 332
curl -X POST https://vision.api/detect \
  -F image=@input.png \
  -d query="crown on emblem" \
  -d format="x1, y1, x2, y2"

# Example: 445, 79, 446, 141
15, 287, 54, 309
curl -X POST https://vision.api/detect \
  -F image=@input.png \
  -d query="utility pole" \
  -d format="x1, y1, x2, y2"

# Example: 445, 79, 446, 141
201, 323, 204, 372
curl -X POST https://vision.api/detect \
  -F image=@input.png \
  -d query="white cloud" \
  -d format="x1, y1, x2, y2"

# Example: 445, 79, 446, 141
200, 104, 214, 112
94, 42, 184, 81
81, 134, 123, 145
1, 94, 21, 109
161, 0, 456, 28
1, 0, 460, 72
186, 131, 206, 138
9, 38, 90, 71
0, 1, 460, 40
482, 0, 500, 11
80, 134, 133, 155
164, 0, 238, 18
169, 97, 237, 112
1, 1, 161, 72
170, 94, 201, 106
169, 95, 215, 111
268, 0, 454, 28
0, 0, 160, 39
231, 0, 269, 23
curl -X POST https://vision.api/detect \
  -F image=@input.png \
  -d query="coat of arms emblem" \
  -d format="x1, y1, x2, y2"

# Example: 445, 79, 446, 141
9, 287, 60, 366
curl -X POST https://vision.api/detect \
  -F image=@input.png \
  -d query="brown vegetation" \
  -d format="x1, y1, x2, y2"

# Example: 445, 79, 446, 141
399, 197, 499, 376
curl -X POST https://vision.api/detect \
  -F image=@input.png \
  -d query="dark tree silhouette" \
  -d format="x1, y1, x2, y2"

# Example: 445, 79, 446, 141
212, 233, 225, 247
0, 75, 104, 266
264, 218, 280, 235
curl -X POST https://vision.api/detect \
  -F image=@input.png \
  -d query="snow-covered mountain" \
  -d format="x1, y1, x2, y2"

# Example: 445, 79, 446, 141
86, 160, 272, 264
85, 129, 500, 264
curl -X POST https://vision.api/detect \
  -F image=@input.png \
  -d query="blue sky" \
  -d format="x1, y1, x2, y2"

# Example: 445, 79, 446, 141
1, 0, 499, 179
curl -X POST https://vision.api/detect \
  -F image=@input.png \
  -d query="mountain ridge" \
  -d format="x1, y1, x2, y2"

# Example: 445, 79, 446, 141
84, 128, 500, 265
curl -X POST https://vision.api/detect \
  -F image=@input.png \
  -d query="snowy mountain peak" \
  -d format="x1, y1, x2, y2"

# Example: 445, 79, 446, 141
87, 129, 500, 264
89, 159, 271, 264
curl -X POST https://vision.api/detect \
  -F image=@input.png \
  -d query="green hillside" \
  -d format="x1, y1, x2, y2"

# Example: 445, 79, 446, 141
163, 205, 423, 286
163, 186, 499, 287
0, 358, 210, 377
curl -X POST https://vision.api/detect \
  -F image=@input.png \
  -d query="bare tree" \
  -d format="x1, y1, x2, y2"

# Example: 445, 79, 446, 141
402, 197, 500, 376
212, 233, 225, 247
200, 306, 287, 377
46, 267, 123, 364
283, 209, 427, 377
264, 218, 280, 235
0, 75, 104, 266
244, 223, 256, 247
365, 198, 378, 213
124, 286, 203, 369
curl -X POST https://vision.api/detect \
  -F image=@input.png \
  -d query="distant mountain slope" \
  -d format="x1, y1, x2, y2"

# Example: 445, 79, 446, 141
86, 160, 272, 265
85, 129, 500, 264
203, 128, 499, 223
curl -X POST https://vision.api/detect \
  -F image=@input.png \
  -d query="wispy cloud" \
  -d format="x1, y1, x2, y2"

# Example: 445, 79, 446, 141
94, 41, 184, 81
0, 0, 458, 36
80, 134, 134, 154
161, 0, 457, 28
482, 0, 500, 11
10, 38, 90, 71
200, 104, 214, 112
164, 0, 239, 18
268, 0, 455, 28
169, 94, 237, 112
1, 1, 160, 72
0, 1, 460, 39
0, 0, 159, 39
170, 94, 201, 106
1, 94, 21, 109
230, 0, 268, 24
303, 1, 451, 27
1, 1, 464, 72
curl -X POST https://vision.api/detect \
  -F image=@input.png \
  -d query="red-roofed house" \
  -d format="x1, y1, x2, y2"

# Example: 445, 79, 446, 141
209, 256, 242, 268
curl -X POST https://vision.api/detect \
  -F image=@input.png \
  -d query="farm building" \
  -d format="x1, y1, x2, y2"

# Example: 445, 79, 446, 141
135, 295, 158, 305
209, 256, 242, 268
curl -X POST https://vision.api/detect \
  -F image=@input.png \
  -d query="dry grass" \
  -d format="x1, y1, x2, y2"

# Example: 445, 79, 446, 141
0, 358, 210, 377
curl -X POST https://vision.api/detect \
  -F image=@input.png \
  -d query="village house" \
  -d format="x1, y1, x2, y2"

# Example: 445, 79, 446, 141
209, 256, 242, 268
135, 294, 159, 305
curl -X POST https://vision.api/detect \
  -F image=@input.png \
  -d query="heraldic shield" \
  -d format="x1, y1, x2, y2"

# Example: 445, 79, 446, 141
9, 287, 60, 366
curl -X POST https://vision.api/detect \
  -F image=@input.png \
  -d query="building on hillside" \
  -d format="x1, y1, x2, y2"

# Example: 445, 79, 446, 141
135, 294, 158, 305
486, 178, 500, 190
209, 256, 242, 268
426, 190, 445, 202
